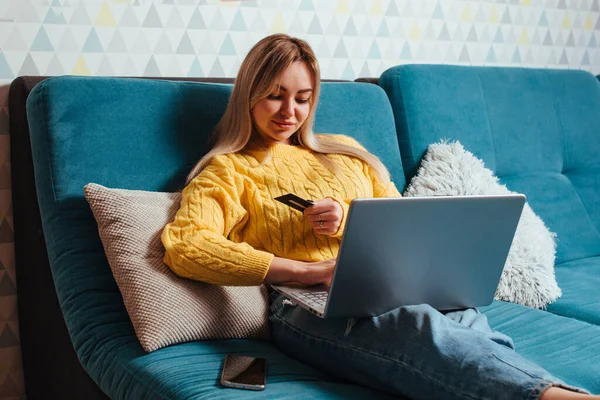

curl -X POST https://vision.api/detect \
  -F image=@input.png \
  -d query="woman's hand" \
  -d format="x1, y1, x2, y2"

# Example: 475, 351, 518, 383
304, 198, 343, 236
296, 259, 336, 287
266, 257, 336, 287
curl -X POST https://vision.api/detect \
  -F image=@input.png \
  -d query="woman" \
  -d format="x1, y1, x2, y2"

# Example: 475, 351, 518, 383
162, 34, 595, 399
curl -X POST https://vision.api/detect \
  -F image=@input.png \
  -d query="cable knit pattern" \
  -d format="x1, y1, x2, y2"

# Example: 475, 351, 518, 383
162, 135, 401, 286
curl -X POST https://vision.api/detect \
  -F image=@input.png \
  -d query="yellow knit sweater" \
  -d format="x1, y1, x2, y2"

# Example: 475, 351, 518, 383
162, 135, 401, 286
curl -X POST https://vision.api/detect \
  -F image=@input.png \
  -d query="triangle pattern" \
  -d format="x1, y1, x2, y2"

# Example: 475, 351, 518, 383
559, 49, 569, 64
97, 56, 114, 76
299, 0, 314, 11
83, 28, 104, 53
270, 13, 287, 33
0, 373, 20, 397
166, 7, 185, 29
69, 3, 92, 25
487, 47, 497, 62
359, 61, 371, 77
45, 54, 65, 75
3, 27, 28, 51
377, 19, 390, 37
18, 53, 39, 76
177, 32, 195, 54
119, 4, 139, 27
342, 62, 354, 80
0, 54, 14, 80
220, 34, 236, 56
143, 56, 161, 77
288, 15, 305, 34
581, 51, 591, 65
209, 58, 225, 77
188, 8, 206, 29
188, 58, 204, 77
44, 9, 67, 24
210, 10, 228, 31
308, 15, 323, 34
143, 4, 163, 28
459, 45, 470, 62
57, 27, 80, 52
108, 29, 128, 53
334, 39, 349, 58
96, 3, 117, 27
154, 33, 173, 54
0, 2, 597, 126
386, 1, 400, 16
400, 42, 412, 59
0, 324, 19, 347
231, 11, 247, 31
0, 271, 16, 296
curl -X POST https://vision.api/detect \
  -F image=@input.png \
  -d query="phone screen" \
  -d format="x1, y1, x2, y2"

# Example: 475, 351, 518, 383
221, 355, 266, 390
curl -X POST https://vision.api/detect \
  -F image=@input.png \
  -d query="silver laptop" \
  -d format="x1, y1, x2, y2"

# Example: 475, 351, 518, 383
272, 194, 526, 319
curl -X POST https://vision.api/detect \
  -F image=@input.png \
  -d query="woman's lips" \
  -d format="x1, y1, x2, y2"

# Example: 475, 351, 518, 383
273, 120, 295, 128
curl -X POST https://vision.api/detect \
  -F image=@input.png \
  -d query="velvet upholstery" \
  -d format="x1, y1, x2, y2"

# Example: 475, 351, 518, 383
24, 76, 403, 399
379, 65, 600, 266
380, 65, 600, 392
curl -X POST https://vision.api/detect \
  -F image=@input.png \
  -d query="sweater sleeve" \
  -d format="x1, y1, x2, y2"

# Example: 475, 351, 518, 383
162, 157, 274, 286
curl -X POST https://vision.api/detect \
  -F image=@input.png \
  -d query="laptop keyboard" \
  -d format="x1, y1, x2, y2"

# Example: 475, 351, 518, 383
297, 291, 329, 307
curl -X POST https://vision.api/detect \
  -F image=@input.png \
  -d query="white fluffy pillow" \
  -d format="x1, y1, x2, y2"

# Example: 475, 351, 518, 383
404, 141, 561, 309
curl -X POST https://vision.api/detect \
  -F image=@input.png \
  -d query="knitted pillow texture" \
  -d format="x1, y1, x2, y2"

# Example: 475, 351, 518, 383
404, 141, 561, 309
84, 183, 270, 352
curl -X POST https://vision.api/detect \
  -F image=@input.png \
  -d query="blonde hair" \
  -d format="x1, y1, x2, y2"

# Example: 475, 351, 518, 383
187, 33, 390, 184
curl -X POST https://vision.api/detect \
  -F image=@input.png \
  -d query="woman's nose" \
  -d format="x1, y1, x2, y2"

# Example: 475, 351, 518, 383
281, 100, 294, 117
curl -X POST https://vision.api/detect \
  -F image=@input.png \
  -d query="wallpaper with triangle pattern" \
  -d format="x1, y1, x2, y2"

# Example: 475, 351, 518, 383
0, 0, 599, 399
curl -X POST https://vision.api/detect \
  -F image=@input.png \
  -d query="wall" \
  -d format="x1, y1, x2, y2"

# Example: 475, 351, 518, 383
0, 0, 599, 398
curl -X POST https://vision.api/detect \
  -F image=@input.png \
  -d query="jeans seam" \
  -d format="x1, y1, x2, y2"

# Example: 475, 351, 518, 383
492, 354, 543, 380
272, 312, 487, 400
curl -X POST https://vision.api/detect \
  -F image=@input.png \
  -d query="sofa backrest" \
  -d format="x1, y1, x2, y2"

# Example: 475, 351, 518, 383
380, 64, 600, 265
24, 76, 404, 359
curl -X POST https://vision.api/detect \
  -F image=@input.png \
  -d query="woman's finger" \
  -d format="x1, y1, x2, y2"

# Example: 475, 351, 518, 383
306, 211, 333, 222
313, 221, 335, 233
304, 199, 337, 215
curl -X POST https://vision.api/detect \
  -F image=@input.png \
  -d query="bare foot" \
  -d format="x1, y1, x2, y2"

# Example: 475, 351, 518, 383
540, 387, 600, 400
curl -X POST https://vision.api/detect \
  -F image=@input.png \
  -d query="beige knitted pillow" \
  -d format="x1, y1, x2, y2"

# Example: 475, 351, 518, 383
84, 183, 270, 352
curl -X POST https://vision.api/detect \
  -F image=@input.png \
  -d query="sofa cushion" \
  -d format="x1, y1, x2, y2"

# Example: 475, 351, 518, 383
380, 65, 600, 266
25, 76, 404, 398
481, 301, 600, 393
84, 183, 271, 352
545, 256, 600, 326
79, 337, 395, 400
404, 141, 561, 309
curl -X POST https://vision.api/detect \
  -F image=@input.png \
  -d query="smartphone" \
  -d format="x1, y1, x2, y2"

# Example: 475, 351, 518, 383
220, 355, 267, 391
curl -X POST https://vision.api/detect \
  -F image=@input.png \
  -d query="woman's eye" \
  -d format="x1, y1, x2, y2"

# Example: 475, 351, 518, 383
296, 98, 310, 104
268, 94, 281, 100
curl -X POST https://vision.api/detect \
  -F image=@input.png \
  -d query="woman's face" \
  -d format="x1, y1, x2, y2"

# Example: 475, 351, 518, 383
251, 61, 313, 146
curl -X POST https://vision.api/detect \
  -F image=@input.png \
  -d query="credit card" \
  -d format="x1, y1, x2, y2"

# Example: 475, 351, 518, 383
274, 193, 314, 212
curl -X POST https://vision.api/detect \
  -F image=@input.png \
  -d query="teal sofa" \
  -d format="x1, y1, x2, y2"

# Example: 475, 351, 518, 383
14, 65, 600, 399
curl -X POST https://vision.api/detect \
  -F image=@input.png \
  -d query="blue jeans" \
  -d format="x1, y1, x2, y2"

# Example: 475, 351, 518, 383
269, 294, 585, 400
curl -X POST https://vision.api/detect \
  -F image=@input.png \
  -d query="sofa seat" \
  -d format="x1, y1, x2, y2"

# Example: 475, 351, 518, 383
82, 335, 394, 400
481, 301, 600, 393
545, 256, 600, 326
